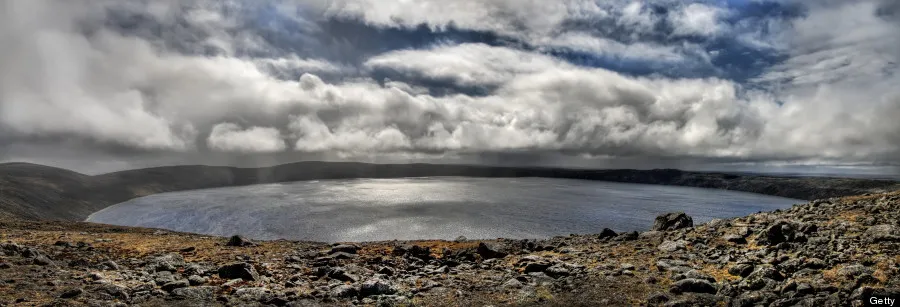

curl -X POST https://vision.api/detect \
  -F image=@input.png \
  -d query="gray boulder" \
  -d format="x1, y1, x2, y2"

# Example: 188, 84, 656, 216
727, 263, 754, 277
653, 212, 694, 231
670, 278, 717, 294
762, 221, 797, 245
598, 228, 618, 240
218, 262, 260, 281
172, 286, 216, 301
161, 280, 189, 292
226, 235, 256, 247
329, 244, 359, 254
864, 224, 900, 242
148, 253, 184, 272
476, 242, 509, 259
330, 285, 358, 298
360, 278, 396, 297
658, 240, 686, 252
59, 288, 84, 299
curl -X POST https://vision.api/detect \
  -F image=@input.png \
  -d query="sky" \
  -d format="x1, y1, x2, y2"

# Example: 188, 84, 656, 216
0, 0, 899, 175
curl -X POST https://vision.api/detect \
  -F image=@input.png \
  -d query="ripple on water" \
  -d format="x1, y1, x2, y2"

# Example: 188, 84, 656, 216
87, 177, 802, 242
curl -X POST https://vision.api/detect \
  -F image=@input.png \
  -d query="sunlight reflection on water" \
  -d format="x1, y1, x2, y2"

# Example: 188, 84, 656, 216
87, 177, 802, 242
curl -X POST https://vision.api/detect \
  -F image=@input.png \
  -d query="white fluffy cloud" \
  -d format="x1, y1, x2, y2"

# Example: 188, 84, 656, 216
207, 123, 286, 153
320, 0, 574, 38
0, 0, 898, 172
365, 43, 571, 87
670, 3, 727, 37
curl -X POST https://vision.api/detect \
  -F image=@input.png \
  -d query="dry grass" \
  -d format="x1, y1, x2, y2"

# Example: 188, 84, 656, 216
840, 190, 900, 203
821, 266, 841, 285
873, 257, 896, 284
2, 227, 308, 266
702, 264, 741, 283
834, 210, 864, 223
743, 237, 764, 251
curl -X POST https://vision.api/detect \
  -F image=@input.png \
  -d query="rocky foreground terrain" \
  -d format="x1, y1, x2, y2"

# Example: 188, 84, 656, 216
2, 191, 900, 306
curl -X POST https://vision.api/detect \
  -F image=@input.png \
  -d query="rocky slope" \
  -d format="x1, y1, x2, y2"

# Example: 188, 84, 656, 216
2, 162, 898, 220
1, 191, 899, 306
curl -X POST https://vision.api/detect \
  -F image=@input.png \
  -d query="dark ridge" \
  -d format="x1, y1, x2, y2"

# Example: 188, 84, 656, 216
2, 161, 899, 221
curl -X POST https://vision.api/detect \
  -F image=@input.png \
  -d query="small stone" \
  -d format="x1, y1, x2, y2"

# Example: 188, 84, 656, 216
101, 260, 119, 271
329, 244, 359, 254
521, 262, 551, 273
669, 278, 717, 294
234, 287, 273, 301
172, 286, 216, 301
502, 278, 523, 288
33, 254, 54, 266
476, 242, 508, 259
728, 263, 754, 277
148, 253, 184, 272
673, 270, 716, 283
723, 234, 747, 244
378, 266, 395, 276
763, 221, 797, 245
68, 259, 90, 268
222, 278, 244, 287
658, 240, 685, 252
328, 252, 357, 260
598, 228, 618, 240
545, 264, 570, 278
647, 292, 670, 304
60, 288, 84, 299
805, 258, 826, 269
454, 236, 468, 242
639, 231, 664, 241
327, 268, 358, 282
360, 278, 396, 297
401, 244, 432, 260
184, 264, 206, 275
226, 235, 256, 247
161, 280, 189, 292
614, 231, 639, 241
153, 271, 177, 286
838, 264, 874, 279
188, 275, 207, 286
330, 285, 358, 298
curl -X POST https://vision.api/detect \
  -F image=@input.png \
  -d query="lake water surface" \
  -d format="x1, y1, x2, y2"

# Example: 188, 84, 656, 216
87, 177, 802, 242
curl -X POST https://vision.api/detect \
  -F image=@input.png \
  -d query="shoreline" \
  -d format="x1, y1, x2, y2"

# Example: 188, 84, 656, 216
3, 161, 898, 221
81, 177, 805, 243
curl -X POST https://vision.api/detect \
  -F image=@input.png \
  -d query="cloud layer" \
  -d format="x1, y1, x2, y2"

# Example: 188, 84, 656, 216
0, 0, 898, 173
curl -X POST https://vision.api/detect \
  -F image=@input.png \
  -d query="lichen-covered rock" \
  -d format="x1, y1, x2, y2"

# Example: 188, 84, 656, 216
652, 212, 694, 231
864, 224, 900, 242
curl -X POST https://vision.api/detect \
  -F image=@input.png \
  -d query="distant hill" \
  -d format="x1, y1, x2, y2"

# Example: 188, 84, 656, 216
2, 161, 899, 221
